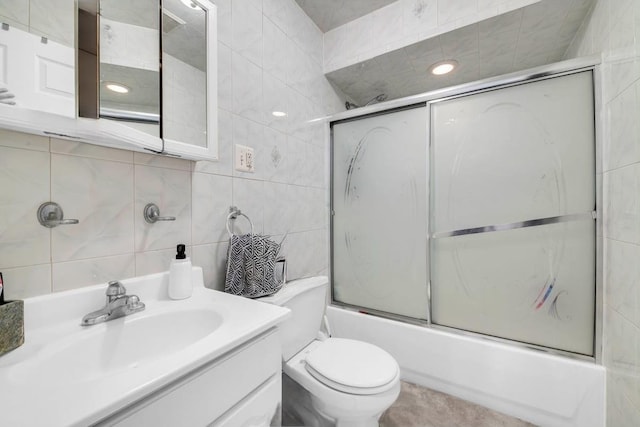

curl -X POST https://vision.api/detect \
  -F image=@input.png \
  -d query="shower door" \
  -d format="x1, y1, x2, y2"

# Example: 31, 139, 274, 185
331, 106, 429, 319
430, 71, 596, 355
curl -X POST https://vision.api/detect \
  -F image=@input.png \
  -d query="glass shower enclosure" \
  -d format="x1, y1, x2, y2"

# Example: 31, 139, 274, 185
331, 69, 597, 357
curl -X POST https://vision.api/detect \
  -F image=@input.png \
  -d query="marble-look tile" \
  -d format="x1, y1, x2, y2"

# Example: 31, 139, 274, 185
192, 242, 228, 291
0, 0, 29, 31
232, 52, 264, 124
232, 0, 263, 67
263, 0, 289, 34
232, 177, 264, 235
0, 264, 51, 300
606, 369, 640, 427
263, 72, 289, 133
192, 172, 232, 245
263, 16, 288, 83
0, 146, 50, 269
437, 0, 478, 26
135, 246, 192, 277
216, 0, 232, 47
29, 0, 75, 47
52, 254, 135, 293
604, 166, 640, 245
192, 109, 233, 176
604, 307, 638, 370
263, 181, 291, 236
280, 229, 326, 280
402, 0, 438, 38
605, 239, 640, 326
370, 1, 404, 48
263, 126, 289, 183
51, 154, 134, 262
0, 129, 49, 152
287, 184, 314, 232
218, 42, 233, 113
307, 140, 325, 189
133, 152, 192, 171
50, 138, 133, 163
287, 136, 308, 186
605, 84, 638, 171
233, 114, 266, 180
134, 165, 191, 252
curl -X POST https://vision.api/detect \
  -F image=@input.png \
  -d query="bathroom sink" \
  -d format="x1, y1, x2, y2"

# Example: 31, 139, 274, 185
0, 267, 290, 427
7, 308, 223, 384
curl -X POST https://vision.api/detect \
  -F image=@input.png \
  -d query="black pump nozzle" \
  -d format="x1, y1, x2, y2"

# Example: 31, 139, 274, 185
176, 244, 186, 260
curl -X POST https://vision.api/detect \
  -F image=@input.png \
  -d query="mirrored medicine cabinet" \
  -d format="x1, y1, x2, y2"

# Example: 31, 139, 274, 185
0, 0, 217, 161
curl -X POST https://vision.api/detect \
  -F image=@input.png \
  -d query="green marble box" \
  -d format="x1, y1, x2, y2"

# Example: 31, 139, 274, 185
0, 300, 24, 356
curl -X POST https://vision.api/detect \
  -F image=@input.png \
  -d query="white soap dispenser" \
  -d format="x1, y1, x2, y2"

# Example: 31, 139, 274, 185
169, 244, 192, 300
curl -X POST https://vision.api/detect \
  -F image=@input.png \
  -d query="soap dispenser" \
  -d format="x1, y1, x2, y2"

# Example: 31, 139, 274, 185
169, 244, 192, 300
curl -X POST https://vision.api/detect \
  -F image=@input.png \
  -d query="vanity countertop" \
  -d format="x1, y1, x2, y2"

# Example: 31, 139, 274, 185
0, 268, 289, 427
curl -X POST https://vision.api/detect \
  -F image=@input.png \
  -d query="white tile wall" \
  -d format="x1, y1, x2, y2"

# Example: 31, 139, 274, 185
565, 0, 640, 425
0, 0, 345, 300
0, 0, 75, 47
323, 0, 540, 73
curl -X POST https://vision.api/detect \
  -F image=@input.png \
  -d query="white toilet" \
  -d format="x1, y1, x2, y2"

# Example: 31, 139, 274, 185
259, 276, 400, 427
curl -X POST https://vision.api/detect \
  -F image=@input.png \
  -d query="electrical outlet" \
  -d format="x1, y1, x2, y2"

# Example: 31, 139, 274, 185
235, 144, 255, 172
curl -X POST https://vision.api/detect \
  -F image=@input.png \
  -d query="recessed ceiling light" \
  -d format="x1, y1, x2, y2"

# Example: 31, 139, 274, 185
272, 111, 287, 117
429, 60, 458, 76
180, 0, 200, 9
105, 82, 130, 94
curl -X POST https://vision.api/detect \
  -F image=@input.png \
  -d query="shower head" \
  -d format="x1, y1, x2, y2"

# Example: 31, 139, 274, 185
344, 94, 388, 110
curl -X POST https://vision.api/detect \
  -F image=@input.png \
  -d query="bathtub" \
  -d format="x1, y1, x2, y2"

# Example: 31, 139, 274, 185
326, 306, 605, 427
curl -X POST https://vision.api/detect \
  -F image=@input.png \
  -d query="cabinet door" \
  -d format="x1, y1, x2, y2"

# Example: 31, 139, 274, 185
161, 0, 218, 161
0, 24, 75, 117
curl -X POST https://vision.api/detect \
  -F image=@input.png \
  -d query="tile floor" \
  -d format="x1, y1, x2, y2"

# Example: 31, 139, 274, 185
380, 381, 536, 427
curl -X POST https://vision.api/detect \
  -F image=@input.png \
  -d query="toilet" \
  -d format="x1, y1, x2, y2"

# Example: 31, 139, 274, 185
259, 276, 400, 427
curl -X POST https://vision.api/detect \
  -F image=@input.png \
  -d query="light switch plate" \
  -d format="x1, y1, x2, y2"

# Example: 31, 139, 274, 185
235, 144, 255, 172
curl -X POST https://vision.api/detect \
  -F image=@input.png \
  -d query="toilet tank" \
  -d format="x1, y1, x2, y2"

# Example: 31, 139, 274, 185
259, 276, 328, 361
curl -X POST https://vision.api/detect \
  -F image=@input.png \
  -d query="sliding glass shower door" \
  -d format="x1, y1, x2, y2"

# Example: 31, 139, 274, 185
331, 106, 429, 319
330, 69, 596, 356
430, 71, 595, 355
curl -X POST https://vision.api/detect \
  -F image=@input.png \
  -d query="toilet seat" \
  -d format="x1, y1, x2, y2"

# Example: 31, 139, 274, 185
304, 338, 399, 395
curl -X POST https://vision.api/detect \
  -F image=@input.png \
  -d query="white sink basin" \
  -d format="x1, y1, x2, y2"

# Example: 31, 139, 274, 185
0, 267, 290, 427
7, 308, 223, 384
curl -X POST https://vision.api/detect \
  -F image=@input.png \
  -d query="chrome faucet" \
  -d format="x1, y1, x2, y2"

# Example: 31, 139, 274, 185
81, 281, 145, 326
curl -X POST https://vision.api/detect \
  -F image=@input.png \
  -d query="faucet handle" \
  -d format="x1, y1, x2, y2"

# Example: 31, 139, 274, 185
106, 281, 126, 298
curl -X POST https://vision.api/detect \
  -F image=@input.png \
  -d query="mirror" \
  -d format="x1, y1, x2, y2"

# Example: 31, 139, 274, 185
76, 0, 217, 159
162, 0, 208, 148
99, 0, 161, 137
0, 0, 76, 117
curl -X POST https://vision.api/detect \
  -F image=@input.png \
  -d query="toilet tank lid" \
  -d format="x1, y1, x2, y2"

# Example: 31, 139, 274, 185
259, 276, 328, 306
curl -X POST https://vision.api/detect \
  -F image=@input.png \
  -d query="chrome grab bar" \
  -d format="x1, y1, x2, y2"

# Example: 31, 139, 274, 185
431, 211, 596, 239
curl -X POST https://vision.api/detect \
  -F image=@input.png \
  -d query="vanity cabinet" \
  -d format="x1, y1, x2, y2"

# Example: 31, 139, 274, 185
97, 330, 282, 426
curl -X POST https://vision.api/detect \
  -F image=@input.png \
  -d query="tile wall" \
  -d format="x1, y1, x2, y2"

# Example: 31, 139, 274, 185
323, 0, 540, 73
0, 0, 345, 299
565, 0, 640, 424
0, 0, 75, 47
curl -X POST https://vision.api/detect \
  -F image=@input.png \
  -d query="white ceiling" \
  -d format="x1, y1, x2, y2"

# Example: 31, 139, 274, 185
295, 0, 397, 32
310, 0, 595, 107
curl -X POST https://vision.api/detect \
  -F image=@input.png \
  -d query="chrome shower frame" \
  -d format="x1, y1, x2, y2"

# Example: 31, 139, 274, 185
328, 55, 603, 363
